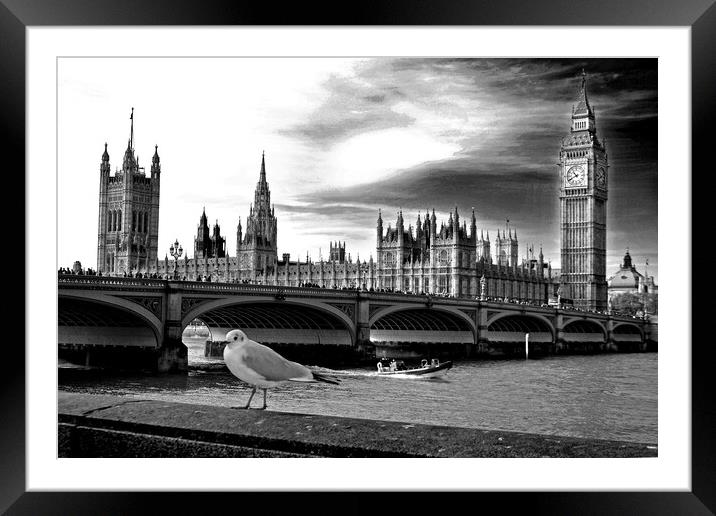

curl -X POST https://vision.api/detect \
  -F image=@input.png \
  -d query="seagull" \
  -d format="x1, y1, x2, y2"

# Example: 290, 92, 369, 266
223, 329, 340, 410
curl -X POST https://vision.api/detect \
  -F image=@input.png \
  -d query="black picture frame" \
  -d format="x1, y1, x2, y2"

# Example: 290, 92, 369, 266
5, 0, 711, 514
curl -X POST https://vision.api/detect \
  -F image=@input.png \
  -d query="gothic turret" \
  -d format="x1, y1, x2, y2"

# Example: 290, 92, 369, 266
211, 220, 226, 258
470, 208, 477, 242
477, 228, 491, 263
253, 151, 271, 217
572, 69, 596, 134
122, 108, 137, 173
237, 152, 278, 279
195, 208, 211, 258
151, 144, 160, 178
101, 143, 110, 170
236, 219, 243, 253
377, 209, 383, 245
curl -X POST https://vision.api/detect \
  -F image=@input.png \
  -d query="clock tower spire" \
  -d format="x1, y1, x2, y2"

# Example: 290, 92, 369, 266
559, 70, 608, 311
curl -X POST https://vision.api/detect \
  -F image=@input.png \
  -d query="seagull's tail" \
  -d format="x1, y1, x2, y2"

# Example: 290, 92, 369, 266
311, 371, 341, 385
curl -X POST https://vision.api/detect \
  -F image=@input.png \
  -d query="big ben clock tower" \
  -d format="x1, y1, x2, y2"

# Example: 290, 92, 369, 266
559, 70, 608, 311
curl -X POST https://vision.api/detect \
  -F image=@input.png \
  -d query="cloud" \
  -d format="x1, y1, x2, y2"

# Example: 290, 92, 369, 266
278, 72, 414, 148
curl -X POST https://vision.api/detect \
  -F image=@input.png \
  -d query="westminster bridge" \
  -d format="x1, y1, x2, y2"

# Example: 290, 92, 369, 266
57, 275, 655, 372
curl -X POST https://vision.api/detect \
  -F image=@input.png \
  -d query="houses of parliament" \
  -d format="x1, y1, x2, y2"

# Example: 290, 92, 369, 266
95, 73, 611, 308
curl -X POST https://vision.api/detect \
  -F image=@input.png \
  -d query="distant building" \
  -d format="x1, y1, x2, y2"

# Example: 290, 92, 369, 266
152, 153, 552, 301
154, 154, 375, 288
607, 249, 657, 302
92, 106, 581, 304
236, 153, 278, 278
558, 71, 608, 311
96, 109, 161, 275
375, 208, 553, 302
194, 208, 226, 259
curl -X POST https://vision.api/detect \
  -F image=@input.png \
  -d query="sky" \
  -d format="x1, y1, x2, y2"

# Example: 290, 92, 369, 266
58, 57, 658, 281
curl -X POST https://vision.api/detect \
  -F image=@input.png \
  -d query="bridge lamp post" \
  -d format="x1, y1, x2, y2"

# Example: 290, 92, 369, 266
169, 239, 183, 280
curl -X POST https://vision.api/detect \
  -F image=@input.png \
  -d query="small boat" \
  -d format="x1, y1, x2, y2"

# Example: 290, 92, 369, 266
376, 357, 452, 378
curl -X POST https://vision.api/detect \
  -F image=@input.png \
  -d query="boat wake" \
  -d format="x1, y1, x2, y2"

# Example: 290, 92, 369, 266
308, 367, 379, 378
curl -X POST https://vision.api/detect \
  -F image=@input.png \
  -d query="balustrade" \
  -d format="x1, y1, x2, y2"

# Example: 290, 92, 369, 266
56, 274, 642, 328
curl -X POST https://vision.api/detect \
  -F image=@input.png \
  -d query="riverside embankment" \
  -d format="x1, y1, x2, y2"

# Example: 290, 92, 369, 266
59, 392, 657, 458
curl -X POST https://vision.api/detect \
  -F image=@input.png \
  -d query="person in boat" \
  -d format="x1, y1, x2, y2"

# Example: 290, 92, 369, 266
377, 357, 391, 372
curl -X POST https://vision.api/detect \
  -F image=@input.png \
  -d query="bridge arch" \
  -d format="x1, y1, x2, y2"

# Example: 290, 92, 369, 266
369, 304, 476, 334
369, 305, 476, 357
610, 322, 646, 352
612, 322, 644, 339
562, 318, 608, 340
58, 293, 166, 370
486, 312, 556, 341
182, 297, 357, 347
58, 292, 163, 345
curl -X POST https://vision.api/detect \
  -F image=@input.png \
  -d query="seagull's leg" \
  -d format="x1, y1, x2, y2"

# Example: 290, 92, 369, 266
259, 388, 267, 410
244, 386, 257, 409
233, 386, 256, 409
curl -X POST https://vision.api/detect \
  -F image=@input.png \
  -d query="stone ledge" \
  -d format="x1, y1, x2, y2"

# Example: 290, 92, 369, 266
58, 392, 657, 458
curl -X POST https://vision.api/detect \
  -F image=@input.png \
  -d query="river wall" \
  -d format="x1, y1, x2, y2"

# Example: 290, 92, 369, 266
59, 392, 657, 458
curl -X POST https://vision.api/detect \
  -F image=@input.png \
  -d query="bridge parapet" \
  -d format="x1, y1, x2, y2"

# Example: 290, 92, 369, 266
172, 281, 361, 299
58, 274, 166, 291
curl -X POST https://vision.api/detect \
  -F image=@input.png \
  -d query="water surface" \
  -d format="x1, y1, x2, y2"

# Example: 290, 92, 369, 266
59, 338, 657, 443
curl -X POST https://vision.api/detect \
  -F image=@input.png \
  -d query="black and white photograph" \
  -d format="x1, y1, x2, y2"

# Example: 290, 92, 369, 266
12, 20, 699, 503
56, 55, 659, 459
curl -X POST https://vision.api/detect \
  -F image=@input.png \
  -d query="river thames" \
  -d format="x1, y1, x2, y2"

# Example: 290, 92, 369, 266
58, 336, 657, 444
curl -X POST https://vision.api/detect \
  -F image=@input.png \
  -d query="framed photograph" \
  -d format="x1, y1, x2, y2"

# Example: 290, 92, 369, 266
7, 0, 711, 513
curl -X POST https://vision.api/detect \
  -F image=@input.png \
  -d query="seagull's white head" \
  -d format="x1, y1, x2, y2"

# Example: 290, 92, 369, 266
225, 329, 248, 349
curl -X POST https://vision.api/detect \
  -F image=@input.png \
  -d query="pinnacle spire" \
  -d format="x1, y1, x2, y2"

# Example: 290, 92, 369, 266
129, 107, 134, 150
573, 70, 592, 117
260, 151, 267, 183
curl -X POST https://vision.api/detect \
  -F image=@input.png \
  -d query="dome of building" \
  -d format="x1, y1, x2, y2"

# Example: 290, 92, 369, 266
607, 249, 644, 289
608, 268, 643, 289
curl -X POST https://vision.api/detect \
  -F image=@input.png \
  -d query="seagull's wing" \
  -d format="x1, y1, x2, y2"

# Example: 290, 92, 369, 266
243, 339, 314, 382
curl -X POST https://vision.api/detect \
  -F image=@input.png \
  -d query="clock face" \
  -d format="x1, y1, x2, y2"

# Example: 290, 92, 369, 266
566, 165, 586, 187
596, 167, 606, 187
